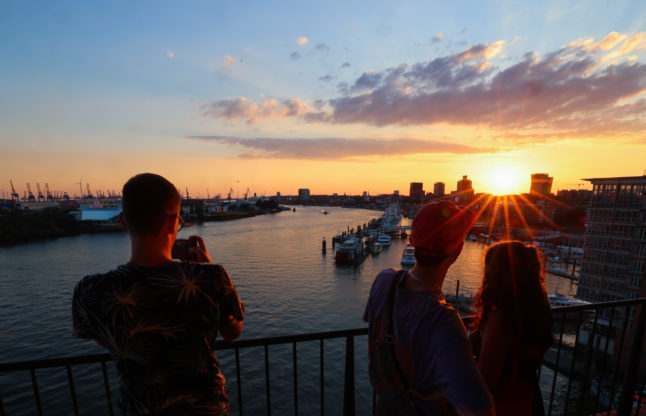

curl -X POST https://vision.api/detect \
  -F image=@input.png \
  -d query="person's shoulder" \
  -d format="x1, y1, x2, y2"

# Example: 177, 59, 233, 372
74, 264, 130, 297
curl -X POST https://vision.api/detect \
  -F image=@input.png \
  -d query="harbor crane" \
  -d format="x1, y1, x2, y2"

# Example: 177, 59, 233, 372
227, 188, 233, 201
36, 183, 45, 201
86, 184, 93, 199
76, 180, 83, 198
185, 187, 190, 199
9, 180, 19, 202
26, 183, 36, 201
45, 183, 53, 201
243, 187, 250, 199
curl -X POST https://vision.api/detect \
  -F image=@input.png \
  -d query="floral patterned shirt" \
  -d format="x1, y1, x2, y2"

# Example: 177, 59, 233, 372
73, 261, 244, 415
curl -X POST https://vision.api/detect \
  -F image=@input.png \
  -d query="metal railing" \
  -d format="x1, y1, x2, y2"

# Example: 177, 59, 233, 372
1, 299, 645, 416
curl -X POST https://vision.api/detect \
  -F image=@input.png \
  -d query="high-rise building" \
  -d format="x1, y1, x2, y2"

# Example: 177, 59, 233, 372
433, 182, 445, 197
457, 175, 473, 193
530, 173, 553, 195
409, 182, 424, 198
298, 188, 310, 200
576, 175, 646, 302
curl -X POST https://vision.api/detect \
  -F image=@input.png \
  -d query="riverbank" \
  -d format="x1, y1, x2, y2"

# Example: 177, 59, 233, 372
0, 205, 291, 246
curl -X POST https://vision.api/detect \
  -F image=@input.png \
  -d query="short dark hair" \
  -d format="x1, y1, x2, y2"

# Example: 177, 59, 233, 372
122, 173, 180, 235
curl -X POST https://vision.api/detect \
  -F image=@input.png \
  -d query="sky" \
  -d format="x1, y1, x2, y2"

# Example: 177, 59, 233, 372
2, 0, 646, 198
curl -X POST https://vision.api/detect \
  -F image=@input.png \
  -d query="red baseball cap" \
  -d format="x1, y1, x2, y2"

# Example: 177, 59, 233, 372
409, 201, 475, 256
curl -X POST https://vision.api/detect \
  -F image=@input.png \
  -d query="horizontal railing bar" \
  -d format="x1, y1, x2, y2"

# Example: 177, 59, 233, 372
214, 328, 369, 350
1, 298, 643, 374
551, 297, 645, 312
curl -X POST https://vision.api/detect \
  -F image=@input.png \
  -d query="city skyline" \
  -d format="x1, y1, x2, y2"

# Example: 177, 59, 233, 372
2, 1, 646, 197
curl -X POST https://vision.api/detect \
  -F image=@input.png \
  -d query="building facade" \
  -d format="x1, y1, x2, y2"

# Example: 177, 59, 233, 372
409, 182, 424, 198
530, 173, 554, 195
298, 188, 310, 200
433, 182, 445, 197
576, 176, 646, 302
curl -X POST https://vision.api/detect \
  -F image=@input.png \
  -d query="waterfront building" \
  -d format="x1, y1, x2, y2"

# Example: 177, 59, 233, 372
453, 175, 474, 204
433, 182, 445, 197
576, 175, 646, 302
409, 182, 424, 198
298, 188, 310, 201
530, 173, 554, 196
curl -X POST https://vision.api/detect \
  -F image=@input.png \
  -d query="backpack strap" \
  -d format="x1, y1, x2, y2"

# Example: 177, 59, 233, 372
385, 270, 418, 401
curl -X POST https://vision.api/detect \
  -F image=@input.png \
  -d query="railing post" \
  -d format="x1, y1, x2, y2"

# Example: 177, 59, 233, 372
618, 302, 646, 416
343, 335, 355, 416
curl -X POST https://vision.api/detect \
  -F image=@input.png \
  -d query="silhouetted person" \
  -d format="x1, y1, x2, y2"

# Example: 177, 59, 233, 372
364, 201, 494, 415
471, 241, 553, 415
73, 173, 244, 415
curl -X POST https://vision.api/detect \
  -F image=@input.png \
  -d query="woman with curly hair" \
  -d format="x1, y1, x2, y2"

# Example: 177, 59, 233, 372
471, 241, 554, 415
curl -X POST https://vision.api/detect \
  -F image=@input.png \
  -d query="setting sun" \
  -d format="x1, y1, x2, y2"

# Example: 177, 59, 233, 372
488, 168, 522, 195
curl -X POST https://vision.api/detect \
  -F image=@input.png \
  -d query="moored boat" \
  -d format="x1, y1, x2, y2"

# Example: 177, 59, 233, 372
335, 238, 365, 265
401, 244, 415, 266
377, 234, 392, 247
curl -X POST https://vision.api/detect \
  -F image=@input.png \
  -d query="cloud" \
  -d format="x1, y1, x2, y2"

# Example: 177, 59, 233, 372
223, 55, 236, 67
319, 74, 335, 82
188, 136, 492, 159
167, 51, 174, 59
312, 43, 330, 54
290, 52, 302, 60
202, 32, 646, 139
432, 32, 443, 44
340, 62, 351, 69
202, 97, 306, 124
297, 37, 308, 46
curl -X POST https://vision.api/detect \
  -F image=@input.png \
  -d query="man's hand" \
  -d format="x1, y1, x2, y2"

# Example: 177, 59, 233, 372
188, 236, 212, 263
219, 315, 243, 341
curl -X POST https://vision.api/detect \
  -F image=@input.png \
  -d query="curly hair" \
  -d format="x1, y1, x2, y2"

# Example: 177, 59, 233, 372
473, 240, 553, 350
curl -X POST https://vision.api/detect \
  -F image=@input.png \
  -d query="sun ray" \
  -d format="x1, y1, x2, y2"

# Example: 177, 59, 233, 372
516, 193, 563, 232
502, 195, 511, 240
509, 195, 535, 241
472, 194, 496, 225
529, 190, 576, 210
487, 196, 501, 242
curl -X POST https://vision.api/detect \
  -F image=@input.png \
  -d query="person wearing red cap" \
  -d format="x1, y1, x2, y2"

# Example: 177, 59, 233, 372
364, 201, 494, 415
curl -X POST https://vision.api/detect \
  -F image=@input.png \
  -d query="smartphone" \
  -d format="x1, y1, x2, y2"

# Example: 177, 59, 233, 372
172, 238, 198, 260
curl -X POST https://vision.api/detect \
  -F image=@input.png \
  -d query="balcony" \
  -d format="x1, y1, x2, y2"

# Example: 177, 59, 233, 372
1, 299, 645, 416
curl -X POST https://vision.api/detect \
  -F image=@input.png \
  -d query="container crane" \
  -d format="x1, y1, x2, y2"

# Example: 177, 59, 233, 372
26, 183, 36, 201
36, 183, 46, 201
45, 183, 53, 201
227, 188, 233, 201
243, 187, 250, 199
9, 180, 19, 202
86, 184, 93, 199
185, 187, 190, 200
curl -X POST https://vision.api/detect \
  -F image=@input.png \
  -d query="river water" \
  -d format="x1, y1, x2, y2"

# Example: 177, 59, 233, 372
0, 206, 578, 415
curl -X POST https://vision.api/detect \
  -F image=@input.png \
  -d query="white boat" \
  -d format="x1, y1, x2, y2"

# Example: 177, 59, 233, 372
371, 242, 382, 255
401, 244, 415, 266
377, 234, 392, 247
549, 293, 590, 308
469, 234, 477, 241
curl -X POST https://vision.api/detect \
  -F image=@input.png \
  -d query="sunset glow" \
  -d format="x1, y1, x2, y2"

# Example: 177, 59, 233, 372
488, 169, 522, 196
1, 2, 645, 197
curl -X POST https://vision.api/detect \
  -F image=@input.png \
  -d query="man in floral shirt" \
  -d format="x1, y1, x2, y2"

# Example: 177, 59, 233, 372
73, 173, 244, 415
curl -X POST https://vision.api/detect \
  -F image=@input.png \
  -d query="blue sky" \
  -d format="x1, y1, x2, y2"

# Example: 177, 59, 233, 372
2, 1, 646, 197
